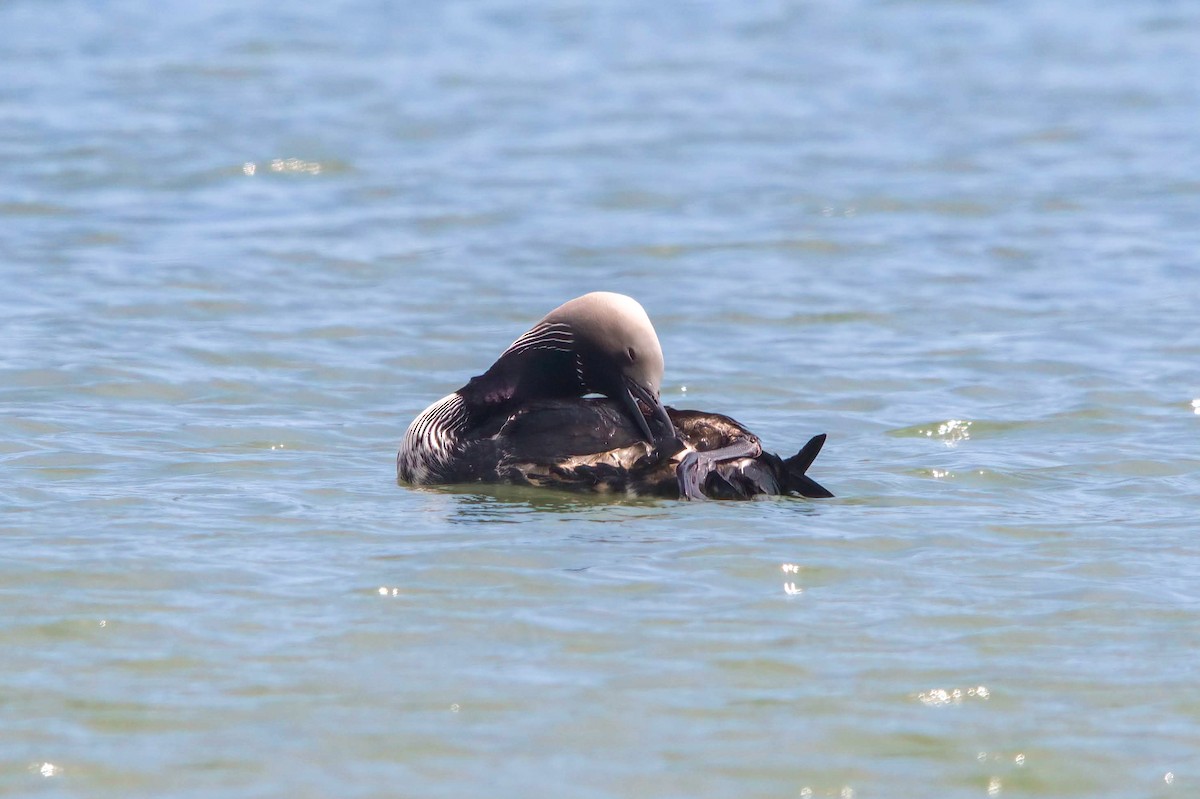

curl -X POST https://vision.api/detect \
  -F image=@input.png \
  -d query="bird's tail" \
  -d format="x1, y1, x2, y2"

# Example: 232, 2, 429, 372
782, 434, 834, 498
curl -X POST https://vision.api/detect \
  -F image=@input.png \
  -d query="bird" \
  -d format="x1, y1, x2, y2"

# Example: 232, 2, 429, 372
397, 291, 832, 500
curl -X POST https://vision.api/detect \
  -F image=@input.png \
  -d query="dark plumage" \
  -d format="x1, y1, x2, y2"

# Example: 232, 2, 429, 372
418, 397, 833, 500
397, 291, 833, 500
398, 292, 674, 485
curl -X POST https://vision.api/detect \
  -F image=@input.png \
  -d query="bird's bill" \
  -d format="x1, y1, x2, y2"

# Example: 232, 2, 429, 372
622, 375, 677, 442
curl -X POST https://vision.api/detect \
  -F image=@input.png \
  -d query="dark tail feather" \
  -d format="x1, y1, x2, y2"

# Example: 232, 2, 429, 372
782, 434, 834, 498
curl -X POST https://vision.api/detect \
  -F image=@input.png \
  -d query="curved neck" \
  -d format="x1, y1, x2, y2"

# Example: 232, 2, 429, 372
459, 347, 586, 411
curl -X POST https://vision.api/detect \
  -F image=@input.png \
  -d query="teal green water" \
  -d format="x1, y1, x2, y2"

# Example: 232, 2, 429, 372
4, 1, 1199, 797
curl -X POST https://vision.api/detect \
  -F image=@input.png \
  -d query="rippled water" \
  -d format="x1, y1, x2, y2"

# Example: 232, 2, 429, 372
4, 1, 1200, 797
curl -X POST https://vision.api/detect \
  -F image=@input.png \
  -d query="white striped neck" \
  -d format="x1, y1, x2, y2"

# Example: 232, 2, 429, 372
396, 393, 470, 484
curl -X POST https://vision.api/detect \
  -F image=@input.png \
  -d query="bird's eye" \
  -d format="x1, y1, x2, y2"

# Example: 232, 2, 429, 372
626, 347, 637, 363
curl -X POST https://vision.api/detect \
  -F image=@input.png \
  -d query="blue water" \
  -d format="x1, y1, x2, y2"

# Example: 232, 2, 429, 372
4, 1, 1199, 797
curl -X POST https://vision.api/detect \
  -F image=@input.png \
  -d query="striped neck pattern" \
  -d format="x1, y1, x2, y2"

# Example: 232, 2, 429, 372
396, 392, 471, 484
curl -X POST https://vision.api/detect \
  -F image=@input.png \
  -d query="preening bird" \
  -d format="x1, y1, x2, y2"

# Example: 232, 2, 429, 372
397, 292, 831, 500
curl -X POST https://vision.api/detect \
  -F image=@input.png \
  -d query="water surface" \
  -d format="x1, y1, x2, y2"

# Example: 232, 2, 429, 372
4, 1, 1199, 797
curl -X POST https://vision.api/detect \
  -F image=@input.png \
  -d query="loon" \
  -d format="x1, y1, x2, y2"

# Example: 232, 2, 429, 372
396, 291, 832, 499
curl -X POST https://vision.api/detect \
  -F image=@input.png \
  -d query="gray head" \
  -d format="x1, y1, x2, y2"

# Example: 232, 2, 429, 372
530, 292, 674, 442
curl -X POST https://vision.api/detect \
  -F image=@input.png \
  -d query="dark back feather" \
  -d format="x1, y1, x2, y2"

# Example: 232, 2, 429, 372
448, 398, 832, 499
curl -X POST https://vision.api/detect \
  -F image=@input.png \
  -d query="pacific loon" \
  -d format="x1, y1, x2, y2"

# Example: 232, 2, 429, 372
397, 292, 831, 499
